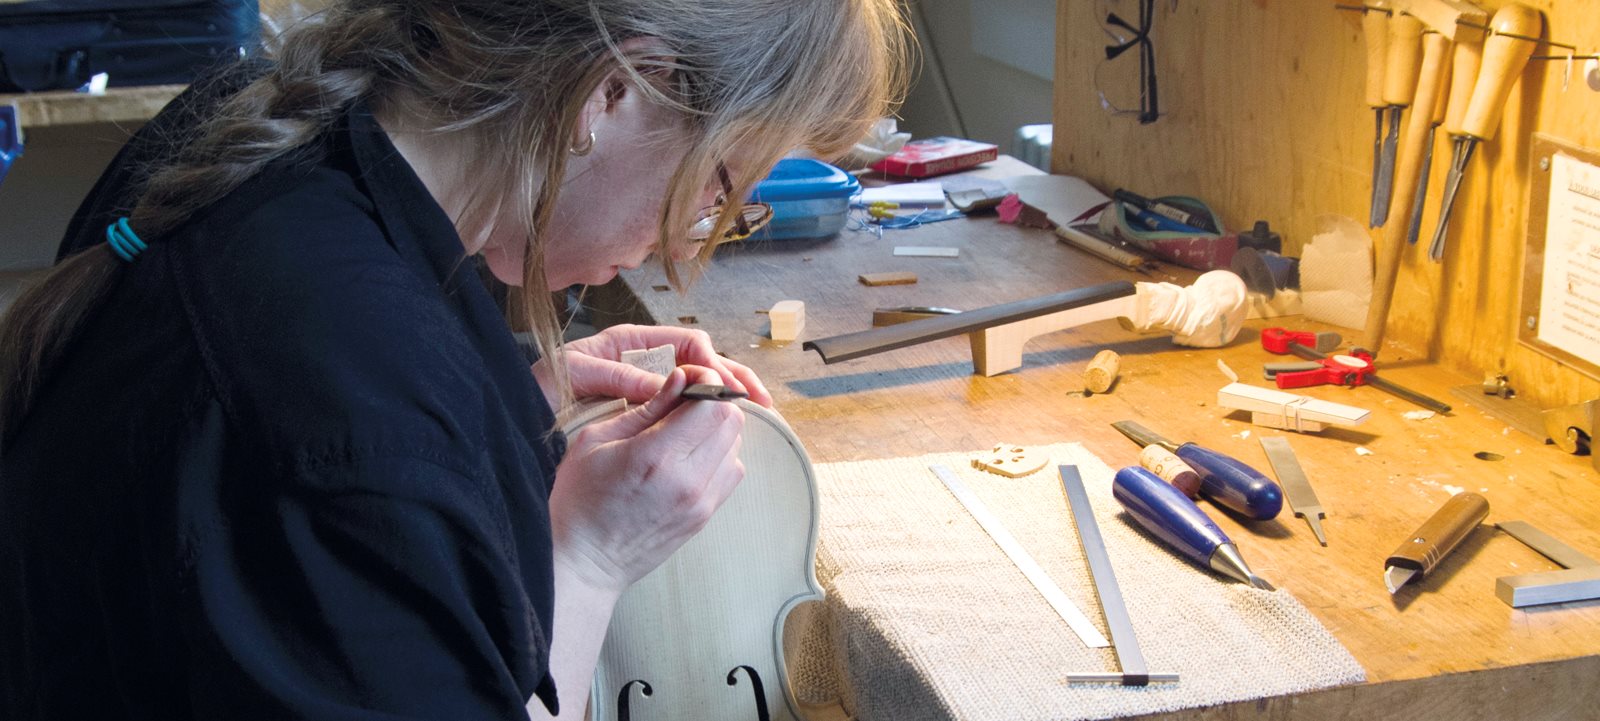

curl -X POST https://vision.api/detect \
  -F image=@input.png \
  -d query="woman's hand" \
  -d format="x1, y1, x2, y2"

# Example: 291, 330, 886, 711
531, 324, 773, 410
548, 365, 746, 595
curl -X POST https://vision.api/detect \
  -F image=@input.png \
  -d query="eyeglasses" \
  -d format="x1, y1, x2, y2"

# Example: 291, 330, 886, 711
687, 163, 774, 243
1098, 0, 1160, 124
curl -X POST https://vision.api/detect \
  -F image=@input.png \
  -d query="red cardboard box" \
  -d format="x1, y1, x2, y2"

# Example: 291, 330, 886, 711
871, 137, 998, 178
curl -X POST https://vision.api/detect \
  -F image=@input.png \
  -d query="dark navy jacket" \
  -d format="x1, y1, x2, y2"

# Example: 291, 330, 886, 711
0, 79, 563, 719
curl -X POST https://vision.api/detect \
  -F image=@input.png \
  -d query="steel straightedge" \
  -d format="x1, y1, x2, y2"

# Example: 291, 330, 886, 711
803, 281, 1137, 364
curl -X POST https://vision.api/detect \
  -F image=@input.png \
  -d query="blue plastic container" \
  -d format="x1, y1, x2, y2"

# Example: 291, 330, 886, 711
750, 158, 859, 241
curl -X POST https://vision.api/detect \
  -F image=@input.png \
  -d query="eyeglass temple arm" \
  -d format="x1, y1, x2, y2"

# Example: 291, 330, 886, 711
717, 163, 751, 235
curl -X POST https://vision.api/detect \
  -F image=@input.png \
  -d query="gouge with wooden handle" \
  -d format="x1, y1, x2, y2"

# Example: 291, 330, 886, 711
1428, 4, 1541, 262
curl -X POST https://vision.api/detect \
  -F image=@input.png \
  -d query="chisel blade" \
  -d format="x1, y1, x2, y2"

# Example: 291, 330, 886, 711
1428, 137, 1476, 262
1369, 110, 1385, 227
1405, 126, 1437, 246
1373, 106, 1402, 226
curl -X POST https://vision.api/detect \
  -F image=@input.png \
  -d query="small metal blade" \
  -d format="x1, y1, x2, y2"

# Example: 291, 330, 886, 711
1428, 138, 1477, 262
1373, 106, 1402, 226
1110, 420, 1175, 451
1369, 110, 1385, 227
1405, 126, 1437, 245
1385, 565, 1418, 594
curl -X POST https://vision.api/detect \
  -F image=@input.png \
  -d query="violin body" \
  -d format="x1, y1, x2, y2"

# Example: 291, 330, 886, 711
562, 399, 824, 721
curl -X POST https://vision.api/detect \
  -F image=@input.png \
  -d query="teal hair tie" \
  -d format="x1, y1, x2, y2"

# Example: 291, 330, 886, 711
105, 218, 147, 262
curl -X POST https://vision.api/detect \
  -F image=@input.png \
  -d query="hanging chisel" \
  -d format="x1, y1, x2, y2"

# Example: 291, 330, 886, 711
1258, 436, 1327, 546
1372, 8, 1424, 227
1427, 3, 1542, 262
1404, 36, 1452, 246
1112, 466, 1275, 590
1384, 492, 1490, 594
1364, 14, 1452, 355
1423, 10, 1486, 246
1111, 420, 1283, 520
1363, 1, 1392, 227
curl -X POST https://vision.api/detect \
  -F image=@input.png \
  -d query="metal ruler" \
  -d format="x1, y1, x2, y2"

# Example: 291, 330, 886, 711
1059, 465, 1179, 685
929, 464, 1109, 649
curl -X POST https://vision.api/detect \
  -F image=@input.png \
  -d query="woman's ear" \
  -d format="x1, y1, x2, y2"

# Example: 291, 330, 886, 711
574, 36, 677, 146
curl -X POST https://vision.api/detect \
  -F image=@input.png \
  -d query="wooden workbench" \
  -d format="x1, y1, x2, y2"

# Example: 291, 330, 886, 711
593, 159, 1600, 720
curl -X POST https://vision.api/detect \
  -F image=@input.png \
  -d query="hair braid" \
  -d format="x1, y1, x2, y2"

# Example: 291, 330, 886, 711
133, 11, 397, 236
0, 7, 401, 445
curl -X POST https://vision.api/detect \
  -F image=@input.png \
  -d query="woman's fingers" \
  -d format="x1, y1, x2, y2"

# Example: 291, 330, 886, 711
564, 351, 665, 404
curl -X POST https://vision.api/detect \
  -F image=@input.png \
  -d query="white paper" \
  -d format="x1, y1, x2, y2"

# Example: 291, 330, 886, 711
1538, 153, 1600, 363
1300, 215, 1373, 331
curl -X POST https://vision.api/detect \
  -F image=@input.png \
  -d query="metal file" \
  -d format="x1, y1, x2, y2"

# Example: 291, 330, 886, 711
1258, 436, 1327, 546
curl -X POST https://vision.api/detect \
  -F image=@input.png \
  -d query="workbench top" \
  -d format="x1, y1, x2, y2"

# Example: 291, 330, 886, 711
591, 159, 1600, 720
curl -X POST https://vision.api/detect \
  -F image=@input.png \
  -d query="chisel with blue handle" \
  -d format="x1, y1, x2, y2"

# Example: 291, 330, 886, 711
1111, 420, 1283, 520
1113, 466, 1275, 590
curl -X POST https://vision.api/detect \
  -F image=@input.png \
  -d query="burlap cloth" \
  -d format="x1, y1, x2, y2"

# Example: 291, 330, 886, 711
787, 443, 1364, 720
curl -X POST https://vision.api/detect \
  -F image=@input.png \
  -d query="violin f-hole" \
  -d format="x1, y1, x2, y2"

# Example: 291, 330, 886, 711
617, 679, 652, 721
726, 665, 772, 721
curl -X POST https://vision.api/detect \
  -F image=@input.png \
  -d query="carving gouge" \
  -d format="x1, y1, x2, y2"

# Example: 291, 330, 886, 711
1362, 1, 1391, 226
1113, 467, 1275, 590
1372, 9, 1424, 227
1384, 492, 1490, 594
681, 384, 748, 402
1111, 421, 1283, 520
1427, 4, 1541, 261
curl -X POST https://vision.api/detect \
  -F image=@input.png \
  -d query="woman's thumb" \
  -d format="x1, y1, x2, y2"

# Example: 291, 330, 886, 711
586, 367, 687, 442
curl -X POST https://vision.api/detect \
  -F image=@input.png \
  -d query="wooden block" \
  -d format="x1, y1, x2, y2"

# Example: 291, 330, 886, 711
1244, 289, 1303, 320
620, 344, 676, 378
971, 443, 1048, 478
1084, 349, 1121, 393
769, 300, 806, 342
859, 271, 919, 287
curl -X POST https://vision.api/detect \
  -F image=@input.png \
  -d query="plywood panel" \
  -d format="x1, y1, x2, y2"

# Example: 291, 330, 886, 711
1053, 0, 1600, 411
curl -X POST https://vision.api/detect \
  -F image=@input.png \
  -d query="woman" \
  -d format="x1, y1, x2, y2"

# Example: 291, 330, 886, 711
0, 1, 906, 718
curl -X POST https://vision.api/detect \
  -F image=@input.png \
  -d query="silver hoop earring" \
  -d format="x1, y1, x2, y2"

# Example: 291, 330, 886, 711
569, 131, 595, 157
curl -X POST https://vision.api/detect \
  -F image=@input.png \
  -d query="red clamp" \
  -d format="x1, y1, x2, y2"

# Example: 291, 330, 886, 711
1274, 351, 1376, 389
1261, 327, 1342, 355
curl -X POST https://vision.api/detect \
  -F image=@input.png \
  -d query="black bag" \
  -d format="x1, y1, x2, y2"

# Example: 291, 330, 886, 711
0, 0, 259, 92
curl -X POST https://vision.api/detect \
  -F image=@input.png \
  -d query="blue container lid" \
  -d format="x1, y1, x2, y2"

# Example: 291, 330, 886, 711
751, 158, 859, 203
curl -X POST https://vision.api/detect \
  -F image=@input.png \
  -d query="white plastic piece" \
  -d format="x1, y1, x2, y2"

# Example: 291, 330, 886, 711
1217, 382, 1371, 432
893, 246, 960, 258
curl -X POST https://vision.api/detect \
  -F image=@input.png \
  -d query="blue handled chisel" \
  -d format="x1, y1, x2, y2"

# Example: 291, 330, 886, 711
1113, 466, 1275, 590
1111, 420, 1283, 520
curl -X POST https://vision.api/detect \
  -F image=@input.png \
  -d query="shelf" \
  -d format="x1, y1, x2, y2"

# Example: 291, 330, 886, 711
1, 85, 184, 129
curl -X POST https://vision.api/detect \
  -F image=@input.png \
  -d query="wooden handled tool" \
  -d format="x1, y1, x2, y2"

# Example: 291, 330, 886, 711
1404, 33, 1455, 247
1423, 27, 1485, 245
1364, 28, 1451, 354
1427, 4, 1542, 262
1371, 11, 1424, 228
1384, 492, 1490, 593
1364, 1, 1392, 227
